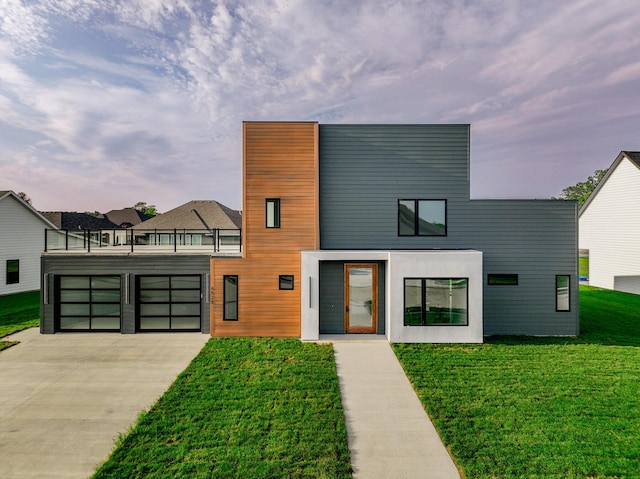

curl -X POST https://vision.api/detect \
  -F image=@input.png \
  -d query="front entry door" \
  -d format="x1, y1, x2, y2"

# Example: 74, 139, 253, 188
345, 264, 378, 333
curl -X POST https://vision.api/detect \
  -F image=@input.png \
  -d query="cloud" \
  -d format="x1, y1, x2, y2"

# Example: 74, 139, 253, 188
1, 1, 639, 211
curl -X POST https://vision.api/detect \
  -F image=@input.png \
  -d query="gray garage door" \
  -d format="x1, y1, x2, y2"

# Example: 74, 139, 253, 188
136, 275, 202, 331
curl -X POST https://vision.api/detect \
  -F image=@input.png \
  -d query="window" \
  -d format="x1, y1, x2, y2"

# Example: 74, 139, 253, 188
266, 198, 280, 228
556, 275, 570, 312
6, 259, 19, 284
279, 275, 294, 290
488, 274, 519, 286
57, 275, 121, 330
404, 278, 468, 326
137, 275, 201, 330
223, 275, 238, 320
398, 199, 446, 236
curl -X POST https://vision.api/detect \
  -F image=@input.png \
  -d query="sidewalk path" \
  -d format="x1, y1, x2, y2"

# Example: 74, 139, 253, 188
333, 339, 461, 479
0, 328, 208, 479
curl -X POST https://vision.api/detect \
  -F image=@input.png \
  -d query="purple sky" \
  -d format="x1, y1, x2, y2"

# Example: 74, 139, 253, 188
1, 0, 639, 213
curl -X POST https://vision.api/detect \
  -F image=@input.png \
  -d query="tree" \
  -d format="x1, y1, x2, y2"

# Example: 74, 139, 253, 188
554, 168, 608, 206
17, 191, 32, 205
131, 201, 159, 217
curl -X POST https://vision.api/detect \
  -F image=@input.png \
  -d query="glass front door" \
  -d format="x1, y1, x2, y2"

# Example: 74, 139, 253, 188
345, 264, 378, 333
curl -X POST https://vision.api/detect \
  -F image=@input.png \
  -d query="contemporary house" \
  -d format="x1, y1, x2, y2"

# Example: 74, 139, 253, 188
1, 190, 58, 295
579, 151, 640, 294
40, 200, 241, 333
40, 122, 578, 342
211, 122, 579, 343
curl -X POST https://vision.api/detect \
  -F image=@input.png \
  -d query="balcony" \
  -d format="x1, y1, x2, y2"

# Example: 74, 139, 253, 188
44, 228, 242, 255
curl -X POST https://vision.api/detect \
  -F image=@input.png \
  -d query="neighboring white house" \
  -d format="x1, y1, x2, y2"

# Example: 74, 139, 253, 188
579, 151, 640, 294
0, 191, 58, 295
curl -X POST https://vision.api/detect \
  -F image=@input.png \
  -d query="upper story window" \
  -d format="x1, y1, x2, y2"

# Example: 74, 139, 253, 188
398, 199, 447, 236
266, 198, 281, 228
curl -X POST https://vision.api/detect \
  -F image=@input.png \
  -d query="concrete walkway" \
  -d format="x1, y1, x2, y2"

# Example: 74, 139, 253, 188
332, 338, 461, 479
0, 328, 208, 479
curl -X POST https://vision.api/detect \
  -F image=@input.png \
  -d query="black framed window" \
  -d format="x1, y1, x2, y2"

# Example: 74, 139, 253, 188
279, 275, 294, 290
224, 275, 238, 320
6, 259, 19, 285
398, 199, 446, 236
488, 274, 519, 286
266, 198, 280, 228
137, 275, 201, 331
56, 275, 121, 331
556, 275, 570, 312
404, 278, 468, 326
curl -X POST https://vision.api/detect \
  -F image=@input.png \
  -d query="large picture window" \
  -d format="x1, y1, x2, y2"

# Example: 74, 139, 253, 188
404, 278, 468, 326
137, 275, 201, 331
398, 199, 446, 236
266, 198, 280, 228
556, 275, 570, 312
6, 259, 19, 285
56, 275, 121, 331
224, 275, 238, 320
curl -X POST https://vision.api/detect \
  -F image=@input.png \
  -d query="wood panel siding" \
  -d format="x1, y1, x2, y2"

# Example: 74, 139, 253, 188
211, 122, 319, 337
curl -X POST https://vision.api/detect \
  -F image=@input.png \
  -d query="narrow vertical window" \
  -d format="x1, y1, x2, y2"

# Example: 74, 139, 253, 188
223, 275, 238, 320
556, 275, 570, 312
266, 198, 280, 228
6, 259, 19, 285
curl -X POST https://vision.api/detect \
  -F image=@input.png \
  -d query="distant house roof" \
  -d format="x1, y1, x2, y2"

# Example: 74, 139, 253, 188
40, 211, 116, 230
103, 208, 151, 228
579, 151, 640, 215
131, 200, 241, 230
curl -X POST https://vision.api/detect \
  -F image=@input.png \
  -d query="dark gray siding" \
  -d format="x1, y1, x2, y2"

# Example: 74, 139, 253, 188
465, 201, 579, 336
320, 124, 470, 250
319, 261, 385, 335
41, 255, 210, 334
318, 124, 578, 336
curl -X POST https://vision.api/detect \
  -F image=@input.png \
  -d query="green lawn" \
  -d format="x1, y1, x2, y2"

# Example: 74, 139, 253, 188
394, 285, 640, 479
579, 256, 589, 278
93, 338, 352, 479
0, 290, 40, 350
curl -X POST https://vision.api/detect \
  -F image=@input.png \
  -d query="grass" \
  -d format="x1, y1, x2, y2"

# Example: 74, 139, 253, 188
394, 285, 640, 479
580, 256, 589, 278
92, 337, 352, 479
0, 290, 40, 349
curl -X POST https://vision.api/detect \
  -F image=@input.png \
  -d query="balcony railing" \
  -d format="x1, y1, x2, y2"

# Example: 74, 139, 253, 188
45, 228, 242, 254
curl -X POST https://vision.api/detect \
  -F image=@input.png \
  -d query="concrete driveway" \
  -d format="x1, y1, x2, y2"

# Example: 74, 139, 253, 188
0, 328, 209, 479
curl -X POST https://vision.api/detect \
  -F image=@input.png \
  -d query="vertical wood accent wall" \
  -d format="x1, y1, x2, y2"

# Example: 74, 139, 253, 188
211, 122, 319, 336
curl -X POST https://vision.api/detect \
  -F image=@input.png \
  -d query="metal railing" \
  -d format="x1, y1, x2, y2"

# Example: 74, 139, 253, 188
45, 228, 242, 254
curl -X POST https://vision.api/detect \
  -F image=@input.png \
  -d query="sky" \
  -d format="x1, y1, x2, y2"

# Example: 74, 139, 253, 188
1, 0, 639, 213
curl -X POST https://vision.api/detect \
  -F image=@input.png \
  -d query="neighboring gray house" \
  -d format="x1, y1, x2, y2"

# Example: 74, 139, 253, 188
579, 151, 640, 294
0, 191, 58, 295
40, 200, 241, 333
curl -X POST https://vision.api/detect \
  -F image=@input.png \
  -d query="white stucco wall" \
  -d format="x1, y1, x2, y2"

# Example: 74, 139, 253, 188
580, 157, 640, 292
0, 194, 53, 295
301, 249, 483, 343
